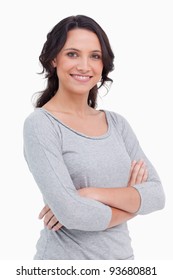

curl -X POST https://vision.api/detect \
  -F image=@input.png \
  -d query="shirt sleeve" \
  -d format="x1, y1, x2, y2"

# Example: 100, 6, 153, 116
111, 112, 165, 215
23, 111, 112, 231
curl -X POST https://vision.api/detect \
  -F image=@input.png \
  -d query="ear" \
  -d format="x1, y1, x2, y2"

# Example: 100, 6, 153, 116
52, 58, 57, 68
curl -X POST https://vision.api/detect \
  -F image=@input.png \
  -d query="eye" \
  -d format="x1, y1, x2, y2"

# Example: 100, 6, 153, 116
91, 53, 102, 60
67, 52, 78, 58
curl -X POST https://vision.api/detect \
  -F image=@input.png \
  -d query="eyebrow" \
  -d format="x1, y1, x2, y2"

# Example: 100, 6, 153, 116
63, 48, 102, 53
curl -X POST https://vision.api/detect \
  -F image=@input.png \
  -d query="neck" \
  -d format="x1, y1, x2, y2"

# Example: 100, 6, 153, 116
51, 90, 94, 116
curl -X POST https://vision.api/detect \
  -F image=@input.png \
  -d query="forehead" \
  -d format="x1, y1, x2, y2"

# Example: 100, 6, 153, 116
63, 28, 101, 50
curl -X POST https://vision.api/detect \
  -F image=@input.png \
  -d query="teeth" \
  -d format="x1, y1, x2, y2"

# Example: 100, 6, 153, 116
72, 75, 90, 81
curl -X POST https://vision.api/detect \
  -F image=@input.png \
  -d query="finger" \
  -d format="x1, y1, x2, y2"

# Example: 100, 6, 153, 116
127, 160, 136, 185
129, 160, 144, 186
135, 164, 146, 184
38, 205, 50, 219
130, 160, 137, 171
142, 168, 148, 182
47, 216, 59, 230
52, 222, 63, 231
43, 211, 54, 226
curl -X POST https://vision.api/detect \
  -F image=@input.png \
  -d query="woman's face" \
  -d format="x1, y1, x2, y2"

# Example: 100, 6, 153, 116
52, 28, 103, 95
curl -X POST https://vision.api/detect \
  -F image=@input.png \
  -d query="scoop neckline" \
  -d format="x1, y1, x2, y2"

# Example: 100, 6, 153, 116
36, 107, 111, 140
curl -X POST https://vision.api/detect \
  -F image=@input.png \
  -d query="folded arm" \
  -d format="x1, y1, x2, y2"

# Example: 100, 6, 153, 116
23, 111, 112, 231
110, 112, 165, 215
78, 160, 147, 213
40, 160, 146, 230
39, 203, 136, 231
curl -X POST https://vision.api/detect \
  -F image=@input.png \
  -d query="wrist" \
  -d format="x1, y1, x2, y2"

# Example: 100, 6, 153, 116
78, 187, 99, 200
78, 187, 91, 198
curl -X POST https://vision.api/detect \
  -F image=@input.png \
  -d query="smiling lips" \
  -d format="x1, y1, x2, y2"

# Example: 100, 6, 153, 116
70, 74, 92, 82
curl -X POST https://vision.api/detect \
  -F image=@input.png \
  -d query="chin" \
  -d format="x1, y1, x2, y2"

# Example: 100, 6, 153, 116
71, 86, 92, 95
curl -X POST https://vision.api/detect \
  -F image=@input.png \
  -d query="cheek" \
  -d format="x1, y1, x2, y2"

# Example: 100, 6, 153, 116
57, 58, 76, 70
95, 67, 103, 79
94, 62, 103, 74
56, 61, 74, 79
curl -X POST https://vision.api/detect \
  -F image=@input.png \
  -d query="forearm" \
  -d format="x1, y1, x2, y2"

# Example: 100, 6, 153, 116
108, 207, 135, 228
24, 116, 112, 232
78, 187, 141, 214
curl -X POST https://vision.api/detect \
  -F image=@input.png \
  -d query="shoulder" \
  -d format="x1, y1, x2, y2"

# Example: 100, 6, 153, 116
105, 109, 130, 131
106, 110, 139, 144
23, 108, 60, 138
106, 110, 125, 121
24, 108, 50, 126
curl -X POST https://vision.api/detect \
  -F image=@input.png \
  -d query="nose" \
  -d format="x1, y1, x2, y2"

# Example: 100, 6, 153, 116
76, 57, 90, 72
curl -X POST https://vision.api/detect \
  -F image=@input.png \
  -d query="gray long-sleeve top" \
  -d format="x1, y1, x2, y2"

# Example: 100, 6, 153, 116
23, 108, 165, 259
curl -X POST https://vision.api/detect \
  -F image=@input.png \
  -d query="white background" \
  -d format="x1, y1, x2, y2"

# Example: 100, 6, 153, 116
0, 0, 172, 260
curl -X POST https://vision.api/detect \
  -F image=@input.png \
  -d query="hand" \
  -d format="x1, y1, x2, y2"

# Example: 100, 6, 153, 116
128, 159, 148, 187
38, 205, 63, 231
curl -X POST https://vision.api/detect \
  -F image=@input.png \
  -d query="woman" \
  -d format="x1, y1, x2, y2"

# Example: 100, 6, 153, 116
23, 15, 165, 260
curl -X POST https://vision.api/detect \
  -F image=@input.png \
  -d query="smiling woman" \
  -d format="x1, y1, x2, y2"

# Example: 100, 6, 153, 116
50, 28, 103, 107
23, 15, 165, 260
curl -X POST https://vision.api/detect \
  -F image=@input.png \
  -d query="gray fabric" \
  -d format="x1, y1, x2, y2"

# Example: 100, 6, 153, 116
23, 108, 165, 259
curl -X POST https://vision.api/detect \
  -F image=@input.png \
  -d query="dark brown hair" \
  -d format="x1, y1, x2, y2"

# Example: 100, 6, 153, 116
35, 15, 114, 108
